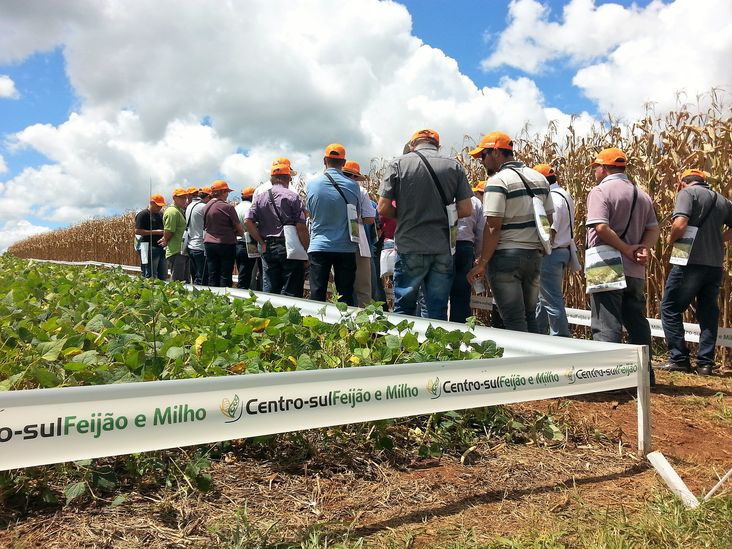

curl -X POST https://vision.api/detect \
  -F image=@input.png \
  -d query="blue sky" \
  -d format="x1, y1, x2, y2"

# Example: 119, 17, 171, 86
0, 0, 729, 250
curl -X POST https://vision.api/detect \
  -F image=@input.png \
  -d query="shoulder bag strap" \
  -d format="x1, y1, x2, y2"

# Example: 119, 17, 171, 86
324, 172, 350, 205
413, 150, 450, 207
506, 166, 537, 198
618, 184, 638, 241
267, 189, 287, 228
551, 189, 574, 239
694, 190, 718, 229
203, 198, 217, 231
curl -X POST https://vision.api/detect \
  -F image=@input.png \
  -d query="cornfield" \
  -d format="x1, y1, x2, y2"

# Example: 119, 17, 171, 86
8, 100, 732, 332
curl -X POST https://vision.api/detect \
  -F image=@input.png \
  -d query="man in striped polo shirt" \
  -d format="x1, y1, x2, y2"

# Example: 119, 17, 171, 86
467, 132, 554, 333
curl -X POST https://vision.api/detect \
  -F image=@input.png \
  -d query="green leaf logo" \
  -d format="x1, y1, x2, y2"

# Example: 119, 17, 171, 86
220, 394, 243, 423
426, 378, 441, 399
565, 366, 576, 385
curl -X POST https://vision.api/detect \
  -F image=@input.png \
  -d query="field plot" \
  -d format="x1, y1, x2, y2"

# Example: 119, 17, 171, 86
0, 257, 730, 548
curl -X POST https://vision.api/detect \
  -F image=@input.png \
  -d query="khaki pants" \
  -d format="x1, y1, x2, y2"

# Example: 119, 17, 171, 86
354, 253, 372, 308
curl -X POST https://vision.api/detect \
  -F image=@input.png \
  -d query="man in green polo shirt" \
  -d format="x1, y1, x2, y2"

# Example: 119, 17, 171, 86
160, 187, 189, 281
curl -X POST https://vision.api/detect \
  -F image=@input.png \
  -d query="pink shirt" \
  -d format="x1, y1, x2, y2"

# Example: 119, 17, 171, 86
586, 173, 657, 279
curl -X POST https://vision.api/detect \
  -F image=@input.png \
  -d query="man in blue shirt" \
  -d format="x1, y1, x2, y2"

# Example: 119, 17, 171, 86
306, 143, 361, 305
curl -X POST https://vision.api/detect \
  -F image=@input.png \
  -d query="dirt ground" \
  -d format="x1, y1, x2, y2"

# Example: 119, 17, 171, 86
1, 369, 731, 548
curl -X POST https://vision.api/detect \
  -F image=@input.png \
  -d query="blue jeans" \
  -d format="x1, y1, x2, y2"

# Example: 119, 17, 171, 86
487, 249, 541, 333
235, 241, 257, 289
661, 264, 723, 366
308, 251, 357, 305
393, 253, 454, 320
449, 241, 475, 323
262, 240, 305, 297
188, 248, 207, 285
140, 246, 167, 280
536, 247, 570, 336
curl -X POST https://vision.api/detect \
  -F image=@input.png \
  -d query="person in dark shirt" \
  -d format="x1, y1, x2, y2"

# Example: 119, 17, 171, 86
134, 194, 167, 280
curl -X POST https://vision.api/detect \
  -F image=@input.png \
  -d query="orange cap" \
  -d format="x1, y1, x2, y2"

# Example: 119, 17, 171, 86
324, 143, 346, 159
186, 186, 198, 194
271, 163, 293, 176
343, 160, 366, 181
272, 157, 297, 176
172, 187, 188, 197
471, 181, 486, 193
410, 128, 440, 144
210, 180, 233, 193
468, 131, 514, 158
533, 164, 556, 178
241, 186, 256, 198
591, 148, 627, 167
680, 168, 708, 180
150, 194, 166, 206
200, 186, 212, 195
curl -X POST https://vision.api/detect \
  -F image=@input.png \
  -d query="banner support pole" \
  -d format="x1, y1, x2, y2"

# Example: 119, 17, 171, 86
637, 345, 652, 457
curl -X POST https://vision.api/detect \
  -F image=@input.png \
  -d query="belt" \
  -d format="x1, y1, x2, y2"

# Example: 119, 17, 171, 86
264, 236, 285, 243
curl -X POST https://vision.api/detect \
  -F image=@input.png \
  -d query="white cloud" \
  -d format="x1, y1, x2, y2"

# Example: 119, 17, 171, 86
0, 75, 19, 99
0, 0, 591, 241
482, 0, 732, 119
0, 220, 50, 253
0, 154, 6, 173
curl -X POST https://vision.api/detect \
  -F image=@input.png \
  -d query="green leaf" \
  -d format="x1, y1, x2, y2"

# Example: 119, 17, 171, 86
110, 495, 127, 507
402, 333, 420, 352
302, 316, 320, 328
385, 335, 402, 350
72, 350, 102, 366
64, 481, 87, 505
86, 314, 113, 332
37, 338, 67, 361
165, 346, 186, 360
297, 354, 316, 370
0, 372, 24, 391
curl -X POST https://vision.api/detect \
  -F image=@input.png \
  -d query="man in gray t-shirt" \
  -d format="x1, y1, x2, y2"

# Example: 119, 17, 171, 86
660, 169, 732, 375
378, 129, 473, 320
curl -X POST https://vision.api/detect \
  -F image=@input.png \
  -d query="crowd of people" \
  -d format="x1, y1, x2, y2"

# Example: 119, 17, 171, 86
135, 130, 732, 384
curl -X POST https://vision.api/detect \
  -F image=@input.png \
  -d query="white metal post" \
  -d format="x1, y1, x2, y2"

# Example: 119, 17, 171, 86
637, 345, 652, 457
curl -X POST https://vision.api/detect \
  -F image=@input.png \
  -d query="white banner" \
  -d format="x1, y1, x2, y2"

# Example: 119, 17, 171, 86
0, 349, 641, 471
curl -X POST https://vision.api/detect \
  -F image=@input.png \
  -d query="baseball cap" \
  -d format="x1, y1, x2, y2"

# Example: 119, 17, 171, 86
150, 194, 166, 206
200, 186, 212, 195
410, 129, 440, 144
241, 186, 256, 198
210, 180, 233, 192
271, 163, 293, 176
343, 160, 367, 181
324, 143, 346, 159
272, 157, 297, 176
172, 187, 188, 197
471, 181, 486, 193
186, 186, 198, 195
468, 131, 514, 158
533, 164, 556, 178
591, 148, 627, 167
680, 168, 708, 180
